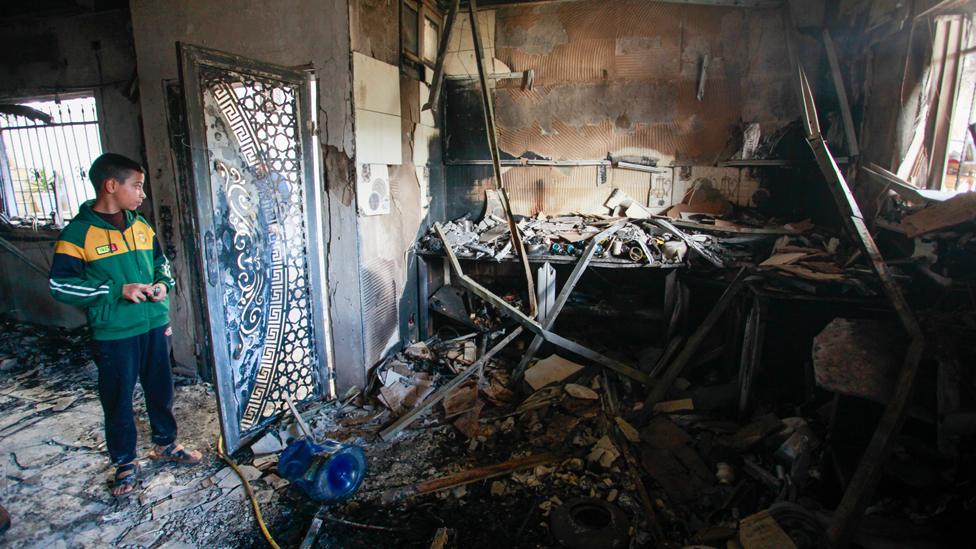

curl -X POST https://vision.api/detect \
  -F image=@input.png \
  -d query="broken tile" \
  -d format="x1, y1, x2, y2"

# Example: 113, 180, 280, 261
252, 454, 278, 470
726, 414, 784, 451
13, 443, 64, 469
587, 436, 620, 468
139, 471, 191, 506
653, 398, 695, 413
564, 384, 598, 400
452, 399, 486, 439
249, 432, 285, 455
217, 465, 261, 490
263, 473, 290, 491
430, 527, 450, 549
51, 395, 77, 412
524, 355, 584, 391
614, 417, 641, 443
118, 519, 166, 547
151, 487, 215, 520
379, 373, 434, 413
739, 510, 798, 549
443, 381, 479, 417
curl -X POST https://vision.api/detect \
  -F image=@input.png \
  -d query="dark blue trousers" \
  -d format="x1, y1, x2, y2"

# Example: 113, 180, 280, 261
91, 324, 178, 464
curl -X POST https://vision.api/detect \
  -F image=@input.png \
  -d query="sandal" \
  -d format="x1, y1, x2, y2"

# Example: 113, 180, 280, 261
110, 461, 140, 498
148, 442, 203, 465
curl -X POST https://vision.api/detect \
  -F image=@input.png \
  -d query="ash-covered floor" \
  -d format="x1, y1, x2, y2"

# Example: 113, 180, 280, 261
1, 317, 970, 549
0, 320, 269, 548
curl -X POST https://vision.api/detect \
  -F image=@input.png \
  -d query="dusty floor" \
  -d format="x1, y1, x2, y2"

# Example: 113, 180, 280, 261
0, 320, 278, 548
0, 320, 651, 548
2, 318, 969, 548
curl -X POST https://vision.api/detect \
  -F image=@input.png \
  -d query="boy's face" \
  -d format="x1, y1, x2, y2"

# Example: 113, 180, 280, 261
104, 170, 146, 211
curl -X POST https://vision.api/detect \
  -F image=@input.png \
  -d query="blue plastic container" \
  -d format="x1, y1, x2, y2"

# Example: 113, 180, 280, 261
278, 438, 367, 502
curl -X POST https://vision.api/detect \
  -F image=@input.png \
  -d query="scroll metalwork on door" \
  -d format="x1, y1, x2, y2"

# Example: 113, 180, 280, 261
179, 44, 330, 452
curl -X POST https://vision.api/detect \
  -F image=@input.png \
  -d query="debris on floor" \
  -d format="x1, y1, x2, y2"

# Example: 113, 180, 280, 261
0, 318, 275, 548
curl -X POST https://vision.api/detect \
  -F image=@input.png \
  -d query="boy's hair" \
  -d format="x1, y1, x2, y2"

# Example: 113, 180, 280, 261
88, 153, 145, 194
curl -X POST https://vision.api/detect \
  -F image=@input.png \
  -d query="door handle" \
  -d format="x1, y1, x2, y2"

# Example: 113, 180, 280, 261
205, 230, 217, 286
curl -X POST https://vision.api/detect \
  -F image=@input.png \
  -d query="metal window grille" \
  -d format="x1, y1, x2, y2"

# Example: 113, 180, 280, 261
0, 95, 103, 225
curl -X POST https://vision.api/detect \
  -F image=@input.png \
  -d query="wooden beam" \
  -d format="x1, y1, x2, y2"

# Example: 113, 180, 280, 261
421, 0, 458, 114
925, 16, 965, 190
382, 452, 560, 502
822, 29, 859, 158
794, 65, 926, 549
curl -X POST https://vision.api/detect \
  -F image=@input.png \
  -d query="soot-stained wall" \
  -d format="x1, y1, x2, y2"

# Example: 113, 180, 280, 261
129, 0, 363, 388
350, 0, 445, 368
444, 1, 798, 219
0, 9, 142, 329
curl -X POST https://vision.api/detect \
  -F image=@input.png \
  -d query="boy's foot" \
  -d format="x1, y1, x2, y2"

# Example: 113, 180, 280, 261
148, 442, 203, 465
110, 460, 140, 497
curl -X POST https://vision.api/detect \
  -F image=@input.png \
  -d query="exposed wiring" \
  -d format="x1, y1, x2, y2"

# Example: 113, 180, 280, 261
216, 435, 281, 549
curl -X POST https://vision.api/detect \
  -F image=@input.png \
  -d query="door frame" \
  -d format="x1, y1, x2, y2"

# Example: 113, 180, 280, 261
177, 42, 332, 452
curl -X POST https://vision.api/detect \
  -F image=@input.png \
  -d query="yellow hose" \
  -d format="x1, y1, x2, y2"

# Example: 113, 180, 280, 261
217, 435, 281, 549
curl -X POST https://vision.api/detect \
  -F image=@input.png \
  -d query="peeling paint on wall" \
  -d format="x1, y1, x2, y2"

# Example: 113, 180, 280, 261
444, 0, 797, 219
483, 0, 795, 164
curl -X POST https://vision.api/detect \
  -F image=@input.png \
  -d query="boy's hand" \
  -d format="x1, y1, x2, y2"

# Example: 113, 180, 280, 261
147, 283, 168, 302
122, 283, 151, 303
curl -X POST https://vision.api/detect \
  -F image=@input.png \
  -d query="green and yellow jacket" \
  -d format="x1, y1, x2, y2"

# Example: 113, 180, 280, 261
49, 200, 176, 341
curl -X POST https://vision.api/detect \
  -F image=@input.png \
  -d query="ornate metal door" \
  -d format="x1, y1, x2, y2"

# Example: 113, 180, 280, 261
179, 44, 330, 452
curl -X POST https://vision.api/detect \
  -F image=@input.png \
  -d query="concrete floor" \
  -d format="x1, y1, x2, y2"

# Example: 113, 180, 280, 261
0, 322, 277, 548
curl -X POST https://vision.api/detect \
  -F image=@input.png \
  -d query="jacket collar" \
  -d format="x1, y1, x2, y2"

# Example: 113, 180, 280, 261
76, 199, 136, 230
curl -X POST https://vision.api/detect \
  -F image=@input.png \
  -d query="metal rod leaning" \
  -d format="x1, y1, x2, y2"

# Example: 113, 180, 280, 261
467, 0, 537, 317
434, 223, 651, 387
379, 326, 524, 441
513, 220, 627, 380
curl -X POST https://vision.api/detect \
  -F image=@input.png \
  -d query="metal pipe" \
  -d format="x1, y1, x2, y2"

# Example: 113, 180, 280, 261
467, 0, 537, 317
446, 159, 610, 167
46, 104, 82, 216
613, 161, 669, 173
34, 113, 67, 220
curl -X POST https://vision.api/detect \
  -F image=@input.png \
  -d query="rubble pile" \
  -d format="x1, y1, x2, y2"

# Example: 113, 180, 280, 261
873, 185, 976, 286
419, 212, 713, 266
282, 332, 839, 547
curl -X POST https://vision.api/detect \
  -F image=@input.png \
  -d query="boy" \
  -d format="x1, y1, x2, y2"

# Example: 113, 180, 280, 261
49, 153, 201, 497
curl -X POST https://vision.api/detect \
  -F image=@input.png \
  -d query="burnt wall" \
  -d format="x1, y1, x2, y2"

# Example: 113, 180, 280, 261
0, 9, 142, 328
129, 0, 361, 387
468, 1, 793, 163
350, 1, 445, 368
444, 1, 797, 218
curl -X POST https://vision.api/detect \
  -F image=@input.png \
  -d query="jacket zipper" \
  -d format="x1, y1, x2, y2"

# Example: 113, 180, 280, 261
110, 216, 150, 325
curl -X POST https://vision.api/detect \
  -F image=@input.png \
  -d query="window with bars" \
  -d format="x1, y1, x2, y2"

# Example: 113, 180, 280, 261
0, 95, 103, 225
